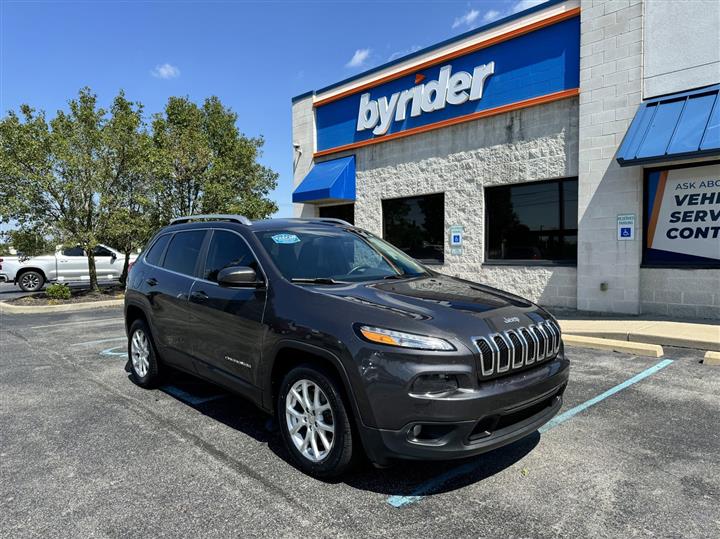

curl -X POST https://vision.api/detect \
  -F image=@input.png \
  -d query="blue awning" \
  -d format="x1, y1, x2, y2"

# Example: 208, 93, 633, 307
617, 84, 720, 166
292, 156, 356, 203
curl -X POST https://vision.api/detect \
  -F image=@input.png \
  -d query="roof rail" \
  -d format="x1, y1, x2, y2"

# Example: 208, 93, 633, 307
307, 218, 353, 226
170, 214, 252, 226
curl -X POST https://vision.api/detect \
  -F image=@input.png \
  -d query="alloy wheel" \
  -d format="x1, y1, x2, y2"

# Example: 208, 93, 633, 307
131, 329, 150, 378
20, 273, 40, 291
285, 379, 335, 462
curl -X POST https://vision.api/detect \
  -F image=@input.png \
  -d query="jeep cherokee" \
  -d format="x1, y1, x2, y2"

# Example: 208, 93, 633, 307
124, 215, 569, 477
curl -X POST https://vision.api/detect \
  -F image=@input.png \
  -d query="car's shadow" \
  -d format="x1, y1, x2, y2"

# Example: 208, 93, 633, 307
139, 368, 540, 497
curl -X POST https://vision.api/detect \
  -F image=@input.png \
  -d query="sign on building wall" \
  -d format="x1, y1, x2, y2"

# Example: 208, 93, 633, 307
644, 163, 720, 266
314, 15, 580, 155
617, 214, 636, 241
449, 225, 464, 256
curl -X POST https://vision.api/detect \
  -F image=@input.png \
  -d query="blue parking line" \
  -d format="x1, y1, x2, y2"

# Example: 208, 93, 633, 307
100, 346, 127, 357
73, 336, 126, 347
538, 358, 673, 433
387, 358, 674, 508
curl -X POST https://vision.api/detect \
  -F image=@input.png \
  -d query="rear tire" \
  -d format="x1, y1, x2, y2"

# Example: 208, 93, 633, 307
277, 365, 355, 478
17, 270, 44, 292
128, 319, 160, 388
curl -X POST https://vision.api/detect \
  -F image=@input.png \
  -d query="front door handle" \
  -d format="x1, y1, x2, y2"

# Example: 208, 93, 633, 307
146, 277, 158, 287
191, 290, 209, 300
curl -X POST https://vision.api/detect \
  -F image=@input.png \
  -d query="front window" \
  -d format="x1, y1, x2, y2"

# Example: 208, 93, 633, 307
255, 227, 428, 283
203, 230, 257, 282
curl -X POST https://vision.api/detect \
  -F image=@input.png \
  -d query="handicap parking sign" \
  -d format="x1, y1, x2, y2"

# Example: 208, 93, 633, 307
617, 214, 635, 241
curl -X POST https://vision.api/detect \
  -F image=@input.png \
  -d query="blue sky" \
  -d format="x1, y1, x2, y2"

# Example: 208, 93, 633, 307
0, 0, 546, 219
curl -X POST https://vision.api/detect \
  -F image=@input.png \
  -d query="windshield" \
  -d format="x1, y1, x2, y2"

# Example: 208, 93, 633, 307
254, 226, 429, 283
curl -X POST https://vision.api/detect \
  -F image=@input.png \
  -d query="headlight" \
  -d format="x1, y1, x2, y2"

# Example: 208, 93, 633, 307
358, 325, 455, 351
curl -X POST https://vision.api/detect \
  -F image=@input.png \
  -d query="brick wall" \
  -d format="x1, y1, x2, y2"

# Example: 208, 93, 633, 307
641, 269, 720, 320
577, 0, 644, 314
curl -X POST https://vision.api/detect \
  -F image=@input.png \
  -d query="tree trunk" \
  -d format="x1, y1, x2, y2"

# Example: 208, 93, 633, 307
87, 250, 100, 293
119, 248, 131, 286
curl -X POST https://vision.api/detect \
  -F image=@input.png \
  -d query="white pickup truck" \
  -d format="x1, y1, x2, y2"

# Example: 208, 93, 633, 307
0, 245, 137, 292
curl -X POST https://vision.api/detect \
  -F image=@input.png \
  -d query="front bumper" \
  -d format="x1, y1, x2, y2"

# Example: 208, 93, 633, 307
356, 357, 569, 465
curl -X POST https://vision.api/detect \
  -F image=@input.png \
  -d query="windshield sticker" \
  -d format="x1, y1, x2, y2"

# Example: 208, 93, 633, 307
271, 233, 301, 245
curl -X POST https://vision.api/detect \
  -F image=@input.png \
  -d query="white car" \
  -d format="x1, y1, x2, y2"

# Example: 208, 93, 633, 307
0, 244, 138, 292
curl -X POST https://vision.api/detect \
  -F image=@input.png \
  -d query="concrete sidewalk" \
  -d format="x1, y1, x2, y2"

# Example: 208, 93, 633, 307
557, 317, 720, 352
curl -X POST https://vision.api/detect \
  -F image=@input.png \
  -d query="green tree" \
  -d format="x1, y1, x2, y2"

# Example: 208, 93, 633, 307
0, 228, 56, 257
1, 90, 280, 291
1, 88, 114, 291
97, 93, 152, 284
150, 96, 278, 224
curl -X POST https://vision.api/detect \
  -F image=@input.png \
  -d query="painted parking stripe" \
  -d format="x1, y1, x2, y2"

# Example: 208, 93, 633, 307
31, 317, 122, 330
72, 336, 126, 346
161, 385, 225, 406
100, 346, 127, 357
386, 358, 674, 508
538, 358, 673, 433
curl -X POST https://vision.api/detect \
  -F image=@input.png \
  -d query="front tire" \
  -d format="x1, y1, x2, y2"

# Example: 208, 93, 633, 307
277, 365, 355, 478
128, 319, 160, 388
17, 270, 44, 292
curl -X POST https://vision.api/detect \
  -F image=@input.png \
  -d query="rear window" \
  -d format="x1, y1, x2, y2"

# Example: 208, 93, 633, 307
162, 231, 206, 276
144, 234, 171, 266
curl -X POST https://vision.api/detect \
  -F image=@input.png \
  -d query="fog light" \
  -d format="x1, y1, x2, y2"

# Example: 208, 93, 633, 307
412, 425, 422, 437
411, 374, 459, 396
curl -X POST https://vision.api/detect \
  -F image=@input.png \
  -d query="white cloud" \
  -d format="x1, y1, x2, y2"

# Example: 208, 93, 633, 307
482, 9, 501, 23
151, 63, 180, 79
346, 48, 371, 68
388, 44, 422, 62
452, 8, 480, 29
511, 0, 548, 14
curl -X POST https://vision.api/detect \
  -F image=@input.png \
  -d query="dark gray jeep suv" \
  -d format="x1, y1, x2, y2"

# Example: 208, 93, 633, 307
124, 215, 569, 477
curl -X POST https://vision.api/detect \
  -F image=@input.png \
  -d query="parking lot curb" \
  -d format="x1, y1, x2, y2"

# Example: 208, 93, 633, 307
0, 299, 123, 314
704, 351, 720, 366
562, 334, 664, 357
558, 320, 720, 352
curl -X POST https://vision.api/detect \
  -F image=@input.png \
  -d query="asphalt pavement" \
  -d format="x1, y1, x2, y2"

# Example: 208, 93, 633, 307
1, 307, 718, 538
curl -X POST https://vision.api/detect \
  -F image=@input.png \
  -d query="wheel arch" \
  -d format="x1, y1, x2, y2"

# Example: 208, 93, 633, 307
15, 266, 47, 282
124, 302, 149, 333
264, 341, 362, 423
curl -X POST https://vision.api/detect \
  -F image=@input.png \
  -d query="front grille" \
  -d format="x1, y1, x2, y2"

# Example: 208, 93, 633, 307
473, 319, 561, 379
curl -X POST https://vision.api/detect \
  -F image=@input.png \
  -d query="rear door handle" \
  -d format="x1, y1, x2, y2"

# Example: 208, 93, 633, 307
146, 277, 158, 286
191, 290, 209, 300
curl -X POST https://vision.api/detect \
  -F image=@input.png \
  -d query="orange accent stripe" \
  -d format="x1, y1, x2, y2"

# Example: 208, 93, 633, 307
313, 88, 579, 158
313, 7, 581, 108
647, 170, 668, 249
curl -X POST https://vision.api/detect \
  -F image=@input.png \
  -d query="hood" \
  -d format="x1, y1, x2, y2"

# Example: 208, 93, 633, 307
315, 273, 546, 334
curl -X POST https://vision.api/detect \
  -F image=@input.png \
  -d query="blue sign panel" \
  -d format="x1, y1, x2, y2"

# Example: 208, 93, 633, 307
315, 16, 580, 153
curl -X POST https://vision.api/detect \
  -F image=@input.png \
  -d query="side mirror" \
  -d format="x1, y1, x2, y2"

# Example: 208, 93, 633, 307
217, 266, 261, 287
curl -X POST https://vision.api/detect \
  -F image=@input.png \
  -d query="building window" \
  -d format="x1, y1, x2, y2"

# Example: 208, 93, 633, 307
485, 178, 578, 263
382, 193, 444, 264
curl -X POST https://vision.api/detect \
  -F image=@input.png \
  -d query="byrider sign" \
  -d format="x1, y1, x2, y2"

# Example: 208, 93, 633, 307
312, 15, 580, 155
356, 63, 495, 136
645, 164, 720, 265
